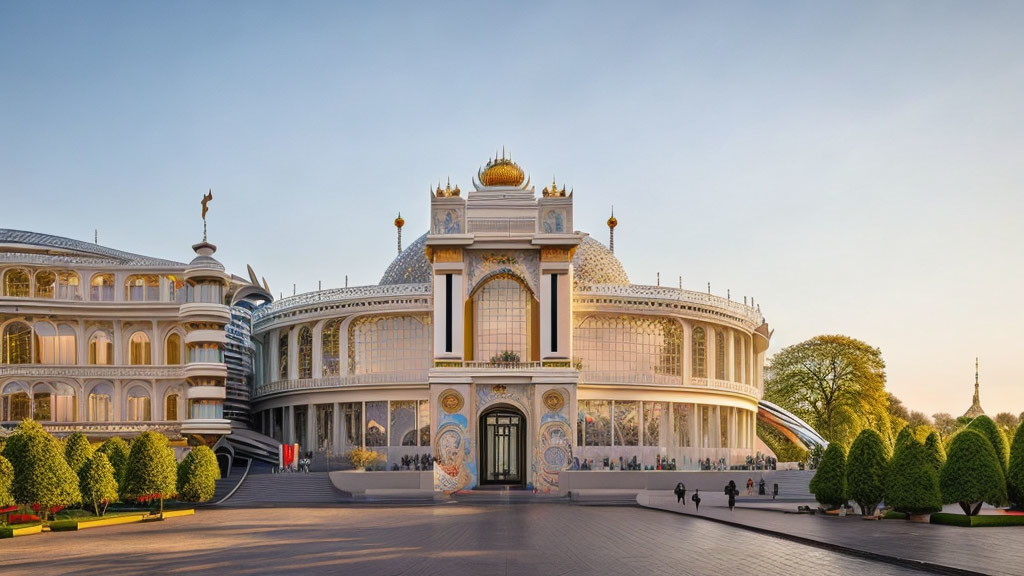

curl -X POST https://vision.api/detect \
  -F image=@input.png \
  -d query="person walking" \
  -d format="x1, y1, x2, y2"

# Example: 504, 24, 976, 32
691, 489, 701, 512
746, 477, 754, 495
727, 481, 738, 511
674, 482, 687, 505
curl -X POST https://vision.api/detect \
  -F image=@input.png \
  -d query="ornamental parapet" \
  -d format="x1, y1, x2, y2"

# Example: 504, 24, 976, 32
580, 371, 761, 398
0, 421, 182, 437
252, 283, 432, 326
0, 365, 185, 380
253, 370, 429, 399
575, 284, 764, 329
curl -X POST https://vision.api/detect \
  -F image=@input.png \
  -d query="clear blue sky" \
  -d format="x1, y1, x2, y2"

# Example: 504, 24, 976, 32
2, 1, 1022, 418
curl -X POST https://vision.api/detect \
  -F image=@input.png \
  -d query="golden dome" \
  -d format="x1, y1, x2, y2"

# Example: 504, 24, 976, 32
543, 177, 567, 198
434, 178, 460, 197
394, 213, 405, 228
480, 156, 525, 187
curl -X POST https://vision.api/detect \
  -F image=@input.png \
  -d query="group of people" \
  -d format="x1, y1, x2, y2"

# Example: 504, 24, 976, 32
673, 478, 776, 513
743, 452, 777, 470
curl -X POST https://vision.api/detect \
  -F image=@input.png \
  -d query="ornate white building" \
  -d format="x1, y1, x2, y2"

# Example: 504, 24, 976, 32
247, 154, 772, 493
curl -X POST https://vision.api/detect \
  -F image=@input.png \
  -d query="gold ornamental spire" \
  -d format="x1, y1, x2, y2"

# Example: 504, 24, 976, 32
607, 206, 618, 254
394, 212, 405, 254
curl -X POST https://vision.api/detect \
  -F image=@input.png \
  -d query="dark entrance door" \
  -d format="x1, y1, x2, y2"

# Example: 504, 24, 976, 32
479, 407, 525, 485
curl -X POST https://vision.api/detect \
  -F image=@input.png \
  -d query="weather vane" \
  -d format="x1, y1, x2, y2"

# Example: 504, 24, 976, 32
201, 189, 213, 241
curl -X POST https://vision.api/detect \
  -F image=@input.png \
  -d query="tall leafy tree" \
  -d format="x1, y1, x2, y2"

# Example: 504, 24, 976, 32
923, 431, 946, 472
176, 446, 220, 503
0, 455, 14, 508
64, 432, 93, 477
80, 453, 119, 517
122, 432, 177, 513
764, 335, 888, 448
809, 443, 847, 508
96, 437, 130, 491
4, 420, 81, 519
967, 415, 1009, 474
1007, 424, 1024, 509
885, 437, 942, 516
994, 412, 1020, 436
940, 429, 1007, 515
931, 413, 960, 440
846, 429, 890, 515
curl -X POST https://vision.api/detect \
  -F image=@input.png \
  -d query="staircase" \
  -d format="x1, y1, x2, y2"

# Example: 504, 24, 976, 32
736, 470, 814, 503
216, 467, 346, 506
222, 423, 281, 464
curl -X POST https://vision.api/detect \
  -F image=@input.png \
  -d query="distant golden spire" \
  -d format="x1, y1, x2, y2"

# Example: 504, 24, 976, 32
607, 206, 617, 253
394, 212, 405, 254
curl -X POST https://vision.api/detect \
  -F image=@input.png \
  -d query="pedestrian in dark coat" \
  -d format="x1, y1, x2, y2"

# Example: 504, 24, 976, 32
674, 482, 687, 504
726, 481, 738, 511
691, 489, 701, 512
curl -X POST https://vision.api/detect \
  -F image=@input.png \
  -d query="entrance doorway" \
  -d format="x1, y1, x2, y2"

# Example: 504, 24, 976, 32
479, 406, 526, 485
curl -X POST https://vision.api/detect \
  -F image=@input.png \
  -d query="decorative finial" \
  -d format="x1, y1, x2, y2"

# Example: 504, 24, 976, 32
200, 189, 213, 242
607, 205, 618, 254
679, 276, 682, 289
707, 282, 711, 294
94, 229, 98, 244
345, 275, 348, 288
656, 272, 660, 286
727, 289, 731, 300
394, 212, 405, 254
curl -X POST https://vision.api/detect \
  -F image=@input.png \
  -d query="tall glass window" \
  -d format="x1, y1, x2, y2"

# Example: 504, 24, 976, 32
691, 326, 707, 378
88, 331, 114, 365
90, 273, 115, 301
2, 383, 31, 421
321, 319, 342, 377
125, 275, 160, 301
277, 331, 288, 380
189, 399, 222, 420
472, 276, 532, 362
734, 333, 745, 384
88, 383, 113, 422
643, 402, 664, 446
365, 401, 387, 447
126, 388, 151, 422
33, 391, 51, 421
389, 400, 418, 446
575, 315, 682, 382
715, 330, 726, 380
129, 332, 151, 365
341, 402, 363, 450
297, 327, 313, 379
52, 383, 77, 422
56, 271, 81, 300
418, 399, 431, 446
673, 403, 692, 448
349, 315, 431, 375
578, 400, 611, 446
2, 322, 32, 364
720, 407, 730, 448
165, 393, 179, 420
165, 333, 182, 365
166, 275, 185, 303
35, 271, 56, 299
3, 269, 30, 297
613, 401, 639, 446
315, 404, 334, 451
34, 323, 76, 365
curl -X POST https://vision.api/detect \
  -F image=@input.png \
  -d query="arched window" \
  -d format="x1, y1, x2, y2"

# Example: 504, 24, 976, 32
278, 331, 288, 380
166, 275, 185, 303
691, 326, 707, 378
472, 275, 533, 362
52, 382, 77, 422
574, 314, 682, 383
1, 382, 31, 421
3, 269, 30, 297
88, 331, 114, 365
165, 393, 179, 421
165, 333, 182, 365
349, 315, 432, 375
34, 323, 76, 365
186, 280, 223, 304
297, 326, 313, 379
2, 322, 33, 364
128, 332, 151, 365
56, 271, 81, 300
90, 273, 115, 301
715, 329, 726, 380
125, 386, 151, 422
321, 319, 342, 377
87, 382, 113, 422
35, 271, 56, 299
32, 382, 54, 421
734, 333, 745, 384
125, 275, 160, 301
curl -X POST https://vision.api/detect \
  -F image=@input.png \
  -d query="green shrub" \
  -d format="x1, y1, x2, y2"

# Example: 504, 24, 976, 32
64, 432, 93, 477
0, 455, 14, 508
846, 429, 890, 515
122, 432, 177, 513
930, 513, 1024, 527
885, 438, 942, 516
940, 429, 1008, 515
80, 453, 119, 517
4, 420, 81, 519
96, 437, 130, 491
924, 431, 946, 472
1007, 423, 1024, 509
894, 426, 915, 452
809, 443, 847, 508
176, 446, 220, 503
967, 415, 1009, 474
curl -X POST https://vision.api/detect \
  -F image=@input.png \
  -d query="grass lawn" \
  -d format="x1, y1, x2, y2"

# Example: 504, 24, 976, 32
930, 513, 1024, 527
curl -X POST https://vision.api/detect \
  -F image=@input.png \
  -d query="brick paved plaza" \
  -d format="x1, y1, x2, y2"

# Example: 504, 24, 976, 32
0, 504, 931, 576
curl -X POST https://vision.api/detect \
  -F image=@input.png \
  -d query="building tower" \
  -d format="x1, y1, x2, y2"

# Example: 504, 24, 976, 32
963, 357, 985, 419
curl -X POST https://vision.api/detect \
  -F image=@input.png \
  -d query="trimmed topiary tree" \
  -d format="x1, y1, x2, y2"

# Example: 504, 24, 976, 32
64, 432, 93, 478
96, 437, 130, 493
0, 455, 14, 508
176, 446, 220, 503
967, 415, 1009, 475
809, 443, 847, 508
940, 429, 1008, 515
122, 432, 178, 513
846, 429, 890, 515
5, 420, 81, 520
1007, 423, 1024, 509
884, 437, 941, 517
924, 431, 946, 472
80, 453, 119, 517
894, 425, 915, 453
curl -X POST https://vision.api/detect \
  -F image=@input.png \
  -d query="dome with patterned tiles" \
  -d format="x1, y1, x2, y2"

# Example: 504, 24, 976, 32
379, 232, 431, 285
572, 236, 629, 287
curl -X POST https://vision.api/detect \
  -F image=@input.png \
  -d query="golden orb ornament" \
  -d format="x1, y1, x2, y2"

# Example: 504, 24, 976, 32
480, 150, 526, 187
394, 213, 405, 228
607, 215, 618, 229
